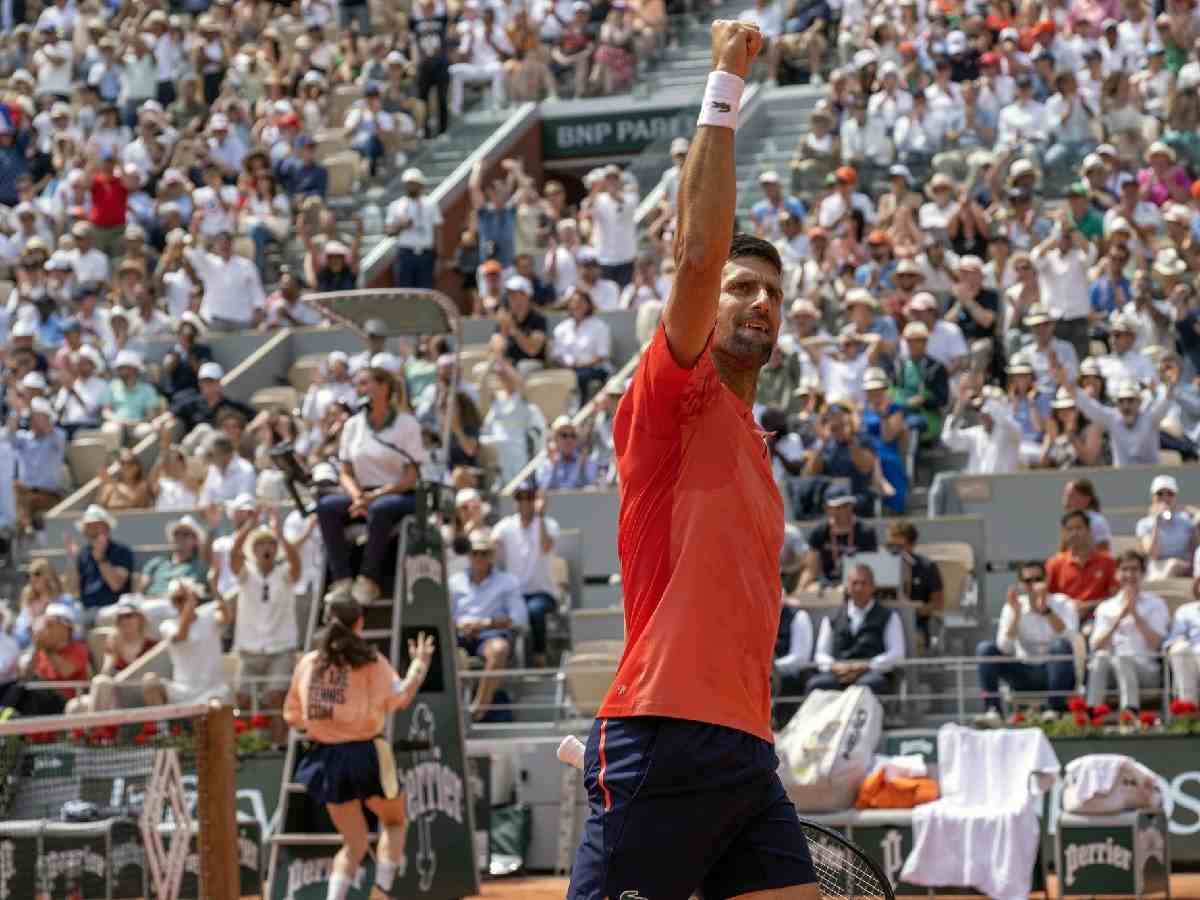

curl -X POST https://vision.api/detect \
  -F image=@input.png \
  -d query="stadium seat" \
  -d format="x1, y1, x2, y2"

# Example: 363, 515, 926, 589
313, 128, 350, 161
1144, 578, 1193, 617
250, 385, 300, 414
524, 369, 578, 425
324, 152, 360, 197
559, 650, 619, 717
288, 353, 328, 392
1110, 535, 1142, 556
67, 438, 112, 486
223, 653, 243, 694
458, 345, 492, 381
328, 85, 364, 126
72, 428, 121, 453
1160, 449, 1184, 466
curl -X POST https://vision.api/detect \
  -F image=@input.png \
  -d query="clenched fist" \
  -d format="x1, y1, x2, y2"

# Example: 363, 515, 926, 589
711, 19, 763, 80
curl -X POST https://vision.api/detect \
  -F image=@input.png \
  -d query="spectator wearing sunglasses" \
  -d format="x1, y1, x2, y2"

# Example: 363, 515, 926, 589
1136, 475, 1196, 580
536, 415, 598, 491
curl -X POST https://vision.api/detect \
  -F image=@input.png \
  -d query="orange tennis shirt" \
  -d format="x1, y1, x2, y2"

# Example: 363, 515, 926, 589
596, 325, 785, 743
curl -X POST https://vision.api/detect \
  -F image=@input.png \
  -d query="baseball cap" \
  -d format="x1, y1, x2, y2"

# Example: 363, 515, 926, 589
1151, 474, 1179, 496
825, 485, 856, 507
758, 170, 781, 185
505, 275, 532, 294
670, 137, 689, 155
364, 318, 389, 337
902, 321, 930, 339
198, 362, 224, 381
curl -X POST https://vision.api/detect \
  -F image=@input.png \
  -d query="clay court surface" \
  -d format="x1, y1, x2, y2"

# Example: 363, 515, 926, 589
473, 872, 1200, 898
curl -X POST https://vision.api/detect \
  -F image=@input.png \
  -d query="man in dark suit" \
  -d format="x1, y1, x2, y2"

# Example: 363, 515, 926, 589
807, 562, 905, 695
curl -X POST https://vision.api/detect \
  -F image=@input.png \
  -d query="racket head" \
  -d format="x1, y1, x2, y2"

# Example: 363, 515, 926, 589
797, 817, 897, 900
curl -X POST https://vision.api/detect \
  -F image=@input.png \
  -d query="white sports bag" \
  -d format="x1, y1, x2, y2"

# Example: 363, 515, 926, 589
1062, 754, 1164, 815
776, 686, 883, 812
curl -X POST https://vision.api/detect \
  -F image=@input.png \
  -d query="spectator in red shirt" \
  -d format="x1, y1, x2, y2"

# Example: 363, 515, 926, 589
23, 603, 92, 714
1045, 510, 1118, 623
88, 147, 129, 257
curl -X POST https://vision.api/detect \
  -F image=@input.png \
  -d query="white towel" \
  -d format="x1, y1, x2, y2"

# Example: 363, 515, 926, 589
869, 754, 929, 780
1064, 754, 1127, 807
900, 724, 1060, 900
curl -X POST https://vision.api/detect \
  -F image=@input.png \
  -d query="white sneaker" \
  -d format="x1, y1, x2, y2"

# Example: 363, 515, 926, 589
324, 578, 353, 605
352, 575, 382, 604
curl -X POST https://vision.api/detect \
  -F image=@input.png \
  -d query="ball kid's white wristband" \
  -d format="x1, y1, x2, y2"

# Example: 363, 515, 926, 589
697, 71, 744, 130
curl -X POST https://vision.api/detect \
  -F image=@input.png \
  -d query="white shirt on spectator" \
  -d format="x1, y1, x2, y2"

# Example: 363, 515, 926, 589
1090, 591, 1170, 660
548, 244, 579, 300
820, 353, 870, 405
54, 376, 105, 425
1032, 243, 1096, 321
160, 602, 229, 702
493, 512, 560, 596
995, 591, 1079, 659
1136, 511, 1195, 562
338, 409, 427, 488
817, 191, 876, 230
200, 455, 258, 507
385, 195, 442, 251
1074, 386, 1170, 467
996, 99, 1047, 148
941, 404, 1021, 474
71, 247, 110, 285
814, 600, 905, 673
589, 189, 638, 267
161, 269, 196, 320
868, 89, 914, 130
578, 277, 620, 311
156, 477, 199, 512
35, 40, 74, 95
234, 557, 299, 654
839, 115, 893, 167
1043, 93, 1094, 144
184, 247, 266, 325
1098, 349, 1157, 396
775, 607, 814, 675
553, 315, 611, 366
739, 2, 783, 37
924, 320, 968, 370
191, 185, 239, 237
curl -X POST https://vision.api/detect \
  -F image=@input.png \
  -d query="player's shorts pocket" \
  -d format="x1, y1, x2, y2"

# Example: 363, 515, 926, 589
583, 718, 662, 856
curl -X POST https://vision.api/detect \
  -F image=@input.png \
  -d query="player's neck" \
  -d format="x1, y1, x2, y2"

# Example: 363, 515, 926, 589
711, 351, 759, 407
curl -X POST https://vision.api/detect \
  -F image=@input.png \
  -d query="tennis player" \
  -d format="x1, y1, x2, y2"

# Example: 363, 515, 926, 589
567, 20, 819, 900
283, 599, 435, 900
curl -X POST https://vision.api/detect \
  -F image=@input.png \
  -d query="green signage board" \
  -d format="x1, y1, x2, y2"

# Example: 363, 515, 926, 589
542, 106, 698, 159
1057, 813, 1170, 897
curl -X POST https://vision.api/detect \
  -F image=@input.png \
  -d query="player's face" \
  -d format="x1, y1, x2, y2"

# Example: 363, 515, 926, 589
714, 256, 783, 366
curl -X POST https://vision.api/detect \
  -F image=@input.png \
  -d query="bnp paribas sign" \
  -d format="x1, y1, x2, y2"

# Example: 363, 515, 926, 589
543, 106, 699, 159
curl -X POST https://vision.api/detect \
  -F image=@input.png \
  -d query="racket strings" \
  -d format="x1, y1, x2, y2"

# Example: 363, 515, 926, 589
801, 825, 891, 900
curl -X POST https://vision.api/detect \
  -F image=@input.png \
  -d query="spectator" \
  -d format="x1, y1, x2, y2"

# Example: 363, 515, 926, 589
345, 82, 400, 178
450, 528, 528, 720
1031, 217, 1096, 360
149, 423, 204, 512
175, 362, 256, 433
1166, 593, 1200, 705
13, 558, 81, 650
1138, 142, 1191, 207
143, 577, 232, 707
100, 350, 162, 444
536, 415, 599, 490
861, 368, 907, 514
945, 255, 1000, 376
158, 314, 213, 402
97, 449, 154, 511
318, 366, 425, 605
1021, 304, 1079, 404
750, 170, 806, 242
1061, 369, 1173, 468
448, 4, 511, 116
583, 165, 638, 288
1046, 509, 1119, 622
809, 562, 905, 695
83, 598, 156, 712
312, 240, 359, 293
573, 247, 620, 311
799, 486, 879, 589
1062, 478, 1113, 551
552, 288, 612, 399
277, 135, 329, 200
386, 167, 441, 290
479, 355, 547, 485
22, 603, 90, 715
138, 516, 210, 598
941, 380, 1021, 474
886, 520, 944, 650
976, 561, 1079, 720
66, 504, 134, 623
793, 400, 878, 518
411, 0, 453, 137
8, 396, 66, 533
227, 511, 301, 746
904, 292, 968, 378
492, 484, 559, 666
497, 276, 548, 371
199, 434, 259, 510
893, 321, 950, 443
183, 227, 267, 332
1136, 475, 1196, 580
1086, 550, 1169, 715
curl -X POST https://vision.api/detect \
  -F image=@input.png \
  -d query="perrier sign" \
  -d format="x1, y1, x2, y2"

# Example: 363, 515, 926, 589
542, 106, 699, 159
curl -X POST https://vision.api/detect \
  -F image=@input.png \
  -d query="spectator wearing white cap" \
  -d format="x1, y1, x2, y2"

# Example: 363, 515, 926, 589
175, 360, 257, 433
136, 515, 211, 599
1022, 303, 1079, 403
65, 504, 134, 621
387, 167, 442, 289
1099, 315, 1158, 396
573, 247, 620, 311
143, 577, 232, 708
302, 352, 358, 439
654, 137, 689, 212
496, 275, 548, 372
209, 493, 261, 599
7, 397, 64, 533
183, 218, 265, 331
67, 220, 110, 283
903, 292, 967, 376
448, 3, 512, 115
227, 510, 301, 745
99, 350, 162, 444
894, 320, 950, 440
580, 165, 638, 287
312, 239, 360, 293
942, 380, 1022, 475
21, 601, 90, 715
1136, 474, 1196, 580
1057, 365, 1173, 468
749, 170, 806, 243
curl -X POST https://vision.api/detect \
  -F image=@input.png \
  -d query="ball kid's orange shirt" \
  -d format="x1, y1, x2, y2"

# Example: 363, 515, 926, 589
596, 325, 785, 743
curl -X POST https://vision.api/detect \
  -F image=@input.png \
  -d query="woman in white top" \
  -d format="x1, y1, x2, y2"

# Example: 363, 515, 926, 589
479, 355, 546, 485
301, 352, 357, 447
317, 366, 427, 605
149, 421, 203, 511
552, 288, 612, 400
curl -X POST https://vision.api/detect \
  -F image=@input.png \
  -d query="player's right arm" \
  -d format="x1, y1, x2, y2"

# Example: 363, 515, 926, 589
661, 20, 762, 369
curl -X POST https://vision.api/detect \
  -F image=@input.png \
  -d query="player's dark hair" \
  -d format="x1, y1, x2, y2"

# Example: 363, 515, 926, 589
728, 233, 783, 275
318, 599, 378, 673
1061, 509, 1089, 529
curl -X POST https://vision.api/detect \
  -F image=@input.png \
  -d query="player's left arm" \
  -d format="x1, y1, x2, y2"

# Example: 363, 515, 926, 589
661, 20, 762, 369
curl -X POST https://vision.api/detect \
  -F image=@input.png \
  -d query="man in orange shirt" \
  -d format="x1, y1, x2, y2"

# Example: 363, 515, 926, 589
567, 20, 819, 900
1046, 510, 1118, 623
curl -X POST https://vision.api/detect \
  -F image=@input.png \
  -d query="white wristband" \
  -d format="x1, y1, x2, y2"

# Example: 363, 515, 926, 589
697, 71, 744, 130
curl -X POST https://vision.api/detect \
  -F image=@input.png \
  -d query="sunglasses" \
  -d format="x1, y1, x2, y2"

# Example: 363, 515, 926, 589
557, 431, 577, 439
469, 549, 491, 557
1156, 489, 1176, 496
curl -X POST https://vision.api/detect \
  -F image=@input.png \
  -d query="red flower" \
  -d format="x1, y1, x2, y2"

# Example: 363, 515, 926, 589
1011, 713, 1026, 724
1170, 699, 1187, 716
1067, 697, 1088, 712
170, 724, 183, 737
70, 729, 85, 741
1139, 712, 1157, 727
134, 733, 147, 745
250, 714, 270, 730
1119, 710, 1135, 723
1091, 716, 1107, 727
1185, 702, 1200, 715
1073, 711, 1089, 726
1092, 703, 1112, 717
234, 719, 248, 735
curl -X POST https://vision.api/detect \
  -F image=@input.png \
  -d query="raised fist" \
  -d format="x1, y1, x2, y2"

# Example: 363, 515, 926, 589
710, 19, 763, 80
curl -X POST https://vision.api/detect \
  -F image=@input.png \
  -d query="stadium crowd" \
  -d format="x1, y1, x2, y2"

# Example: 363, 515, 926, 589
3, 0, 1200, 731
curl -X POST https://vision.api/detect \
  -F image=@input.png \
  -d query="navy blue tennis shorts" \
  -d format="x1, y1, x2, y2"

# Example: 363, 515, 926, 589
294, 740, 384, 806
567, 716, 817, 900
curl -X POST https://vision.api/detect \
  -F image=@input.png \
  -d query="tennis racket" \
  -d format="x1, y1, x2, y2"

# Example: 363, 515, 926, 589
557, 737, 896, 900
